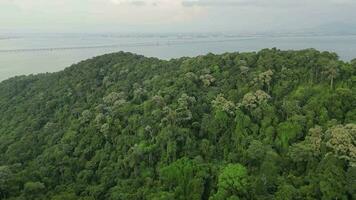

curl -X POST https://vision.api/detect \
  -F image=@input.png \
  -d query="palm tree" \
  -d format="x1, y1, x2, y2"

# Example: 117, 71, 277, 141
323, 60, 339, 89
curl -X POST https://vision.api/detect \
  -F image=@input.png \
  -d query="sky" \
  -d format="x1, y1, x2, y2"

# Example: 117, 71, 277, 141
0, 0, 356, 34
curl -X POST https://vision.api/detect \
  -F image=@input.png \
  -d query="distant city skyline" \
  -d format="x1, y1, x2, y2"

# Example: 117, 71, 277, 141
1, 0, 356, 34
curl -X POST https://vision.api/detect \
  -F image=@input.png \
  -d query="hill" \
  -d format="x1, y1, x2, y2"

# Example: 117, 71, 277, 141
0, 49, 355, 199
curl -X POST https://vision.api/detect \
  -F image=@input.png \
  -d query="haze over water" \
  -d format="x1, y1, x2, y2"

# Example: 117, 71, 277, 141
0, 33, 355, 81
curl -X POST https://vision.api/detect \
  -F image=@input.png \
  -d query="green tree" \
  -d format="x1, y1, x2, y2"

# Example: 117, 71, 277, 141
211, 164, 248, 200
160, 158, 207, 200
322, 60, 339, 89
24, 181, 46, 199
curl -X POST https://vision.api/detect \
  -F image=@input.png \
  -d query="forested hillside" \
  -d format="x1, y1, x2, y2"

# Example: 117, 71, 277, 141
0, 49, 355, 200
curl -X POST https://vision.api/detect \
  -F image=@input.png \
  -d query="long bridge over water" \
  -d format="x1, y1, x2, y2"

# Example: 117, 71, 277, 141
0, 38, 253, 53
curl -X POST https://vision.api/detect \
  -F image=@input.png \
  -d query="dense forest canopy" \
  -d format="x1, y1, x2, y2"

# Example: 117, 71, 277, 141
0, 48, 355, 200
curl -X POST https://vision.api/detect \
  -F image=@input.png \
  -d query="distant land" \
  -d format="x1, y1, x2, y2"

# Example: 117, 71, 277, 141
1, 32, 356, 82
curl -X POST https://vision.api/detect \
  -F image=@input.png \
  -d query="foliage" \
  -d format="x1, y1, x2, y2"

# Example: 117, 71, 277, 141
0, 49, 355, 199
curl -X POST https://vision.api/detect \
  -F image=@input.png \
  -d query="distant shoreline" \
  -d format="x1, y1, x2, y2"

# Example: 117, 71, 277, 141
0, 32, 355, 40
0, 36, 21, 40
1, 35, 355, 82
1, 34, 355, 54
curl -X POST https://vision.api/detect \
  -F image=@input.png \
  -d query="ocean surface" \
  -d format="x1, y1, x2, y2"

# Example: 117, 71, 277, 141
0, 33, 355, 81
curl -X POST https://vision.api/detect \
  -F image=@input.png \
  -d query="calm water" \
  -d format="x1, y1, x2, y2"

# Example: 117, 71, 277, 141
0, 34, 355, 81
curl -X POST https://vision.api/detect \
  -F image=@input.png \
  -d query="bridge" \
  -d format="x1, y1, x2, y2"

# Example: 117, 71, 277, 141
0, 38, 252, 53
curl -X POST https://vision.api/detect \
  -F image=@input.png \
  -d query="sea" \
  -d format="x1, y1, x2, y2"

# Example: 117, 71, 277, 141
0, 33, 355, 81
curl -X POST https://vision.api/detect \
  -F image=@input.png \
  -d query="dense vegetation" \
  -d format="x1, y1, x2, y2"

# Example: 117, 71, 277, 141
0, 49, 355, 200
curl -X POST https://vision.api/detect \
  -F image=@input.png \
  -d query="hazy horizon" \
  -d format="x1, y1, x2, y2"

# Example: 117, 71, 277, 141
1, 0, 356, 34
1, 0, 356, 81
1, 33, 356, 82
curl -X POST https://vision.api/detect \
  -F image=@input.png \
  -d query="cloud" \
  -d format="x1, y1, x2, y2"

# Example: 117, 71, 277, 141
110, 0, 146, 6
181, 0, 356, 7
109, 0, 182, 6
109, 0, 258, 7
0, 0, 355, 33
182, 0, 255, 7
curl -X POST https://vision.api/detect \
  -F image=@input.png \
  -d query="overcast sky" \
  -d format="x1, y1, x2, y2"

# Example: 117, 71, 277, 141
1, 0, 355, 33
